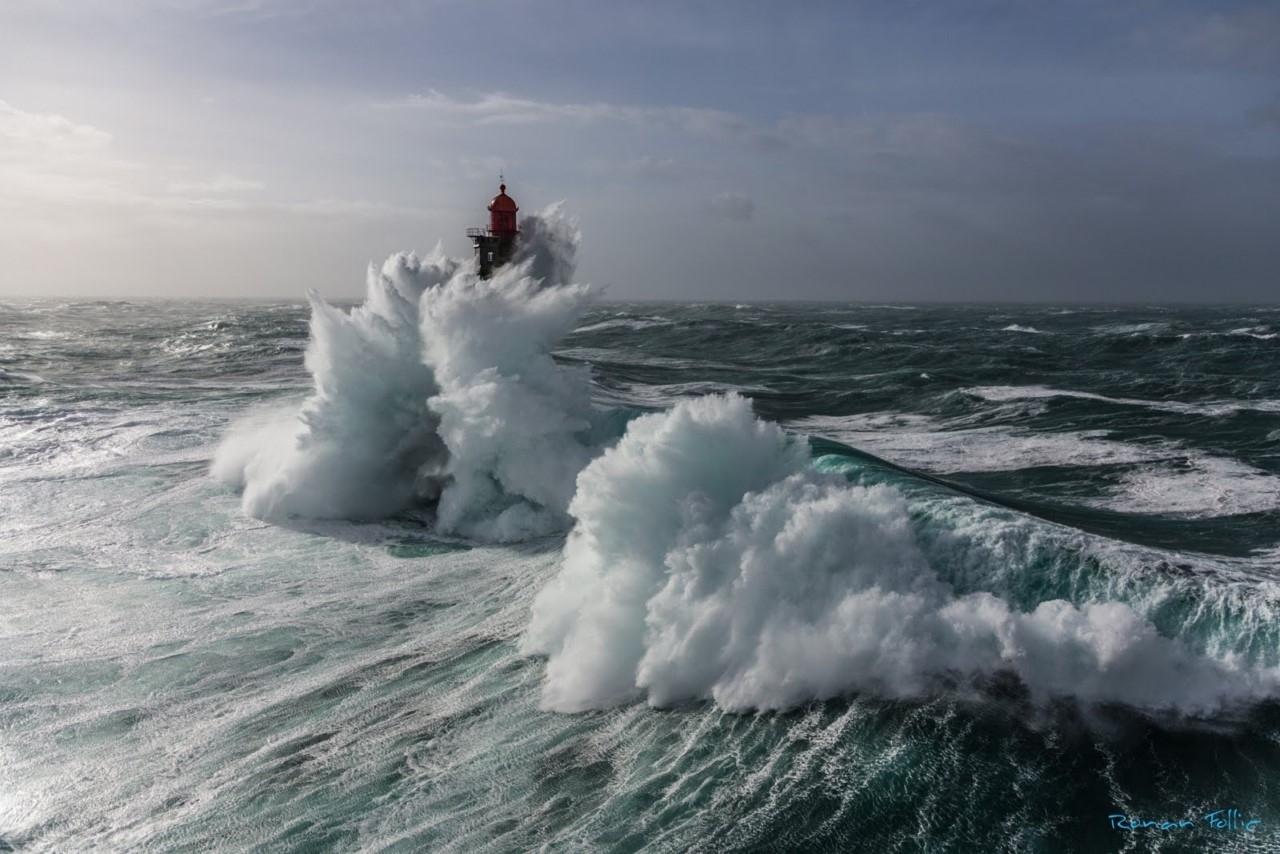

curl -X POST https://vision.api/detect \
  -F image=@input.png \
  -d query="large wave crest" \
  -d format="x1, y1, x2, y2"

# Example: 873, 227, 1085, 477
521, 393, 1280, 715
212, 205, 597, 541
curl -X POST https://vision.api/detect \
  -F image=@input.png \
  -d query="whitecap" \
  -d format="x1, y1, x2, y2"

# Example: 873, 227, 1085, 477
523, 393, 1280, 714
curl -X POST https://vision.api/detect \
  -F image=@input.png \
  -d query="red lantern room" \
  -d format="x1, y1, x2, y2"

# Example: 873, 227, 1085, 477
488, 183, 519, 235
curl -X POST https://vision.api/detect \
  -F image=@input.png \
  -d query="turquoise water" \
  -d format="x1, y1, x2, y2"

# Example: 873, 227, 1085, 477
4, 279, 1280, 851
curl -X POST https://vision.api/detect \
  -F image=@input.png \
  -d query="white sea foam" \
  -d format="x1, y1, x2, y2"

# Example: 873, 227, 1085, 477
1091, 322, 1168, 335
212, 206, 595, 539
1090, 456, 1280, 518
523, 393, 1280, 714
1001, 324, 1044, 333
791, 412, 1280, 518
1228, 326, 1278, 340
0, 367, 42, 383
964, 384, 1280, 417
789, 413, 1153, 473
574, 317, 670, 333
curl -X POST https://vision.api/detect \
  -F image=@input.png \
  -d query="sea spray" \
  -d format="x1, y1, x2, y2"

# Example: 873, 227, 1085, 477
211, 245, 457, 519
507, 201, 580, 288
421, 265, 598, 540
522, 393, 1280, 714
212, 205, 595, 537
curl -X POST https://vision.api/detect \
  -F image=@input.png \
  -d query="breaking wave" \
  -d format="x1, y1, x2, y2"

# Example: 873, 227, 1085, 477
212, 205, 600, 541
522, 393, 1280, 715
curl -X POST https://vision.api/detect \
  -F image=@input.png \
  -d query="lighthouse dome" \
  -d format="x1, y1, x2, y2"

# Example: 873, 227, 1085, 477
488, 184, 518, 213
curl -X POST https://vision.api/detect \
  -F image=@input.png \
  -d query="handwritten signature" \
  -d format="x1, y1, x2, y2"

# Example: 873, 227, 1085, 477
1109, 810, 1260, 832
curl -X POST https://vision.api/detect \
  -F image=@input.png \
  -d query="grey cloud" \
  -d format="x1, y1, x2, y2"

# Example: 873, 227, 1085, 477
775, 113, 981, 158
167, 174, 264, 194
625, 155, 678, 177
707, 192, 754, 221
1, 0, 334, 22
1247, 100, 1280, 125
0, 100, 113, 154
585, 155, 680, 179
1183, 7, 1280, 69
0, 100, 428, 225
378, 90, 787, 149
456, 155, 508, 180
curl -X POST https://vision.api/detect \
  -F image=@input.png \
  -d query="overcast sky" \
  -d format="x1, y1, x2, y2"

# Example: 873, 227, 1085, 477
1, 0, 1277, 301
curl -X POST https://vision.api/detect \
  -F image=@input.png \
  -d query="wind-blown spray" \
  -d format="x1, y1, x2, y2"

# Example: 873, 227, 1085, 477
212, 206, 594, 539
421, 265, 598, 540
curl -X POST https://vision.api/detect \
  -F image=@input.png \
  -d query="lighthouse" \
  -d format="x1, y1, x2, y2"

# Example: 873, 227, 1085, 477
466, 178, 519, 279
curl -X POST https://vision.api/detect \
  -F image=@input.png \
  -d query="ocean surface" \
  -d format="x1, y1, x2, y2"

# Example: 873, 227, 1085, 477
4, 214, 1280, 852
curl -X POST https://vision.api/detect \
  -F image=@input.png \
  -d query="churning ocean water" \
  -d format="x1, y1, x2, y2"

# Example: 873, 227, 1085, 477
3, 209, 1280, 853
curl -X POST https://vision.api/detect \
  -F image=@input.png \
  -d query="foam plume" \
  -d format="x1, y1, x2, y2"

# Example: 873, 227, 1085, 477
422, 263, 598, 540
212, 206, 594, 538
522, 393, 1280, 714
